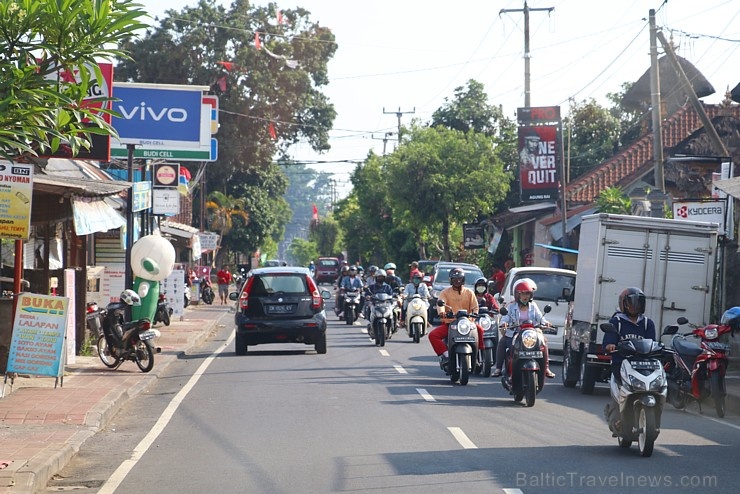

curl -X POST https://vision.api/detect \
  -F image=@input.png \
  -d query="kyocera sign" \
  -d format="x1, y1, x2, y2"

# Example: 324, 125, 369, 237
112, 84, 205, 145
672, 200, 726, 234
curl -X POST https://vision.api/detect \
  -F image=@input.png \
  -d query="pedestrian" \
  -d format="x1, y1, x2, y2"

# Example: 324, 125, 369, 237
216, 264, 231, 305
489, 263, 505, 294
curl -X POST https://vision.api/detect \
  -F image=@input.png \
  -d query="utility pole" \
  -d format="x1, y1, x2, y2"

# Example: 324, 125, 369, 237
383, 107, 415, 143
372, 131, 397, 155
500, 1, 554, 107
649, 9, 665, 192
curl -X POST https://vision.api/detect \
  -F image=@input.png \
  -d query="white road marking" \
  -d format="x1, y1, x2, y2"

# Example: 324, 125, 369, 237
700, 414, 740, 431
379, 349, 390, 356
417, 388, 436, 401
447, 426, 477, 449
503, 489, 524, 494
98, 332, 235, 494
394, 364, 407, 374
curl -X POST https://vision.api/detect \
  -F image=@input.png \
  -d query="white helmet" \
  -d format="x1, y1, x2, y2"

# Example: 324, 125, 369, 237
120, 289, 141, 306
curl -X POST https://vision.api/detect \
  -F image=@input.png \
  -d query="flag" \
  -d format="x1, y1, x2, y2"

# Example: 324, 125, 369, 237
216, 75, 227, 92
312, 203, 318, 220
179, 167, 191, 196
276, 9, 284, 25
269, 121, 277, 140
254, 32, 261, 50
217, 61, 235, 71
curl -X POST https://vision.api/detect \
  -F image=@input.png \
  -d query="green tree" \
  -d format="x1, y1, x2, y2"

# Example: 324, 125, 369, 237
595, 186, 631, 214
564, 98, 621, 181
0, 0, 147, 160
287, 237, 318, 267
205, 191, 248, 265
310, 215, 340, 257
385, 124, 510, 261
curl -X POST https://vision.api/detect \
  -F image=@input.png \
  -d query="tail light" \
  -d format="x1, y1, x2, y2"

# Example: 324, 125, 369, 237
158, 294, 166, 301
140, 320, 151, 330
239, 276, 255, 310
306, 276, 322, 309
86, 303, 98, 314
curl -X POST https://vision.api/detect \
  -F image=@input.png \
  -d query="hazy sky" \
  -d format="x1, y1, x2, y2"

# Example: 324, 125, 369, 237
138, 1, 739, 193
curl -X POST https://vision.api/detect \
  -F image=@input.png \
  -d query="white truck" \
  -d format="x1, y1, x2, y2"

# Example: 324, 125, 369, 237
562, 213, 719, 394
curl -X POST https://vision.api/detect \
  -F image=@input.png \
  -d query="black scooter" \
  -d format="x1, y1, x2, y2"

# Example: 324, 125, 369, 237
97, 297, 159, 373
153, 293, 172, 326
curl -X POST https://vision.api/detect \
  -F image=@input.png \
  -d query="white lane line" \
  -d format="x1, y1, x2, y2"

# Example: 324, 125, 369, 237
379, 349, 390, 356
700, 414, 740, 431
417, 388, 436, 402
98, 332, 235, 494
447, 427, 477, 449
394, 364, 407, 374
503, 489, 524, 494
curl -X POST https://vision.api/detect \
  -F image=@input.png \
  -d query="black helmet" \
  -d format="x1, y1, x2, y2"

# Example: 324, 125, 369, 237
474, 277, 487, 294
449, 267, 465, 287
619, 287, 645, 316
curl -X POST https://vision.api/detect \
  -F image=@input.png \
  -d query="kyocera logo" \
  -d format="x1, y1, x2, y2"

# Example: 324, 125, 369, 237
118, 103, 188, 122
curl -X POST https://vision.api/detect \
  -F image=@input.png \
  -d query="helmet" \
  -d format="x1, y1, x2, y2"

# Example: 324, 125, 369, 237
349, 266, 357, 274
120, 289, 141, 306
367, 265, 377, 275
619, 287, 645, 316
374, 269, 387, 282
514, 279, 536, 304
412, 272, 423, 285
449, 267, 465, 287
384, 262, 396, 271
474, 277, 488, 294
341, 265, 349, 273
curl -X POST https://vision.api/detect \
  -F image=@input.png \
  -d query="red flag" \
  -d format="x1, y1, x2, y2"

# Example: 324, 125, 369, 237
217, 61, 235, 71
216, 75, 227, 92
312, 204, 319, 220
269, 122, 277, 140
276, 9, 284, 25
254, 32, 261, 50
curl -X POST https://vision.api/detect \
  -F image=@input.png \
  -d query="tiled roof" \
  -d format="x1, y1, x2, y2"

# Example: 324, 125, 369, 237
565, 103, 740, 204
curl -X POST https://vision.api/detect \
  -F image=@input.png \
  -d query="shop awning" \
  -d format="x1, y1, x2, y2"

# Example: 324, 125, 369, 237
713, 177, 740, 199
535, 243, 579, 254
160, 221, 200, 238
72, 196, 126, 235
549, 208, 597, 241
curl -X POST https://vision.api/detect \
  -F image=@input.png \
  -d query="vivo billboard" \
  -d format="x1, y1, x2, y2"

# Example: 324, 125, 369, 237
112, 84, 206, 146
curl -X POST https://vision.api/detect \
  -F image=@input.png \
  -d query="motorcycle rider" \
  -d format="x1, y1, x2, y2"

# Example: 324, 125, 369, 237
603, 287, 656, 433
493, 279, 555, 378
364, 265, 378, 285
340, 265, 365, 317
383, 262, 403, 291
400, 272, 431, 327
428, 267, 484, 368
335, 264, 351, 318
308, 261, 315, 277
474, 277, 499, 312
365, 269, 394, 332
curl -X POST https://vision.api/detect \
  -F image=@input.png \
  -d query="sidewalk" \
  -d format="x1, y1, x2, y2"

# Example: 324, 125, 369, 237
0, 303, 230, 493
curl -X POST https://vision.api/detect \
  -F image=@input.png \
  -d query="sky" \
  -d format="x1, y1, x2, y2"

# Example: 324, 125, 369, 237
138, 1, 740, 196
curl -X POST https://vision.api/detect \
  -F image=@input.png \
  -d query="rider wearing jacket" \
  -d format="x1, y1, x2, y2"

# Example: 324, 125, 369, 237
474, 277, 499, 312
494, 279, 555, 378
603, 287, 656, 381
428, 267, 484, 367
400, 272, 430, 326
340, 266, 365, 315
383, 262, 403, 292
365, 269, 394, 327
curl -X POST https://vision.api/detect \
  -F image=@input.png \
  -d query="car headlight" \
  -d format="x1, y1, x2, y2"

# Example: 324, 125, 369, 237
629, 375, 647, 391
649, 374, 665, 391
411, 300, 422, 311
704, 328, 718, 340
457, 318, 473, 335
521, 329, 538, 349
479, 316, 492, 331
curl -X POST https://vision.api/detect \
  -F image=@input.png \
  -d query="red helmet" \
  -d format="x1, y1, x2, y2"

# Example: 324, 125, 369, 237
514, 279, 536, 299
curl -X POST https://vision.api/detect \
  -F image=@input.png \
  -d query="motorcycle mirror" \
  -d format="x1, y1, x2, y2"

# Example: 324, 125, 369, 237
676, 316, 689, 325
600, 322, 617, 334
499, 307, 508, 316
662, 325, 679, 336
436, 299, 445, 307
543, 304, 552, 314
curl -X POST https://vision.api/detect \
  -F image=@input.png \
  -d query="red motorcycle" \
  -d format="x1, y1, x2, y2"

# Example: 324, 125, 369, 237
662, 308, 738, 418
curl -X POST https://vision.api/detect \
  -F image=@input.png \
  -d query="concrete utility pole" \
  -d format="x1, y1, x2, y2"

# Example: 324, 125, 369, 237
500, 1, 554, 107
383, 107, 415, 143
372, 132, 397, 155
649, 9, 665, 192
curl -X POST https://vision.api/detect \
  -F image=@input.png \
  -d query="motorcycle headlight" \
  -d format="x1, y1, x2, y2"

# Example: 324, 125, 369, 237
649, 374, 665, 391
628, 375, 647, 391
457, 318, 473, 335
704, 328, 718, 340
521, 329, 538, 349
411, 300, 422, 311
479, 316, 492, 331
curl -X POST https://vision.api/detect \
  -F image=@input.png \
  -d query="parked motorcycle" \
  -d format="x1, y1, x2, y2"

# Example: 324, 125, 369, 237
97, 291, 159, 373
368, 292, 394, 346
200, 277, 214, 305
85, 301, 103, 339
343, 288, 362, 325
437, 300, 479, 386
499, 305, 551, 406
404, 294, 429, 343
602, 322, 667, 457
153, 293, 173, 327
662, 309, 737, 418
184, 283, 192, 308
474, 307, 498, 377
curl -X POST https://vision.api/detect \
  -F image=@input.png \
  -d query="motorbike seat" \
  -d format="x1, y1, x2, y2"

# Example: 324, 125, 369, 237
672, 336, 702, 357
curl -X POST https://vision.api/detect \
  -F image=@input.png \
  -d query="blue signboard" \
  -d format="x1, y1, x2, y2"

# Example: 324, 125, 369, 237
112, 85, 203, 144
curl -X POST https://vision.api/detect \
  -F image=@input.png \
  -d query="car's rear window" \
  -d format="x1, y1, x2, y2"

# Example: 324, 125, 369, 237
318, 259, 339, 267
250, 274, 308, 295
511, 273, 575, 302
436, 266, 484, 285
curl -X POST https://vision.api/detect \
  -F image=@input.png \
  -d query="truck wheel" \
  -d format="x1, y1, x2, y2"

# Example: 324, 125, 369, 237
580, 352, 597, 395
562, 343, 579, 388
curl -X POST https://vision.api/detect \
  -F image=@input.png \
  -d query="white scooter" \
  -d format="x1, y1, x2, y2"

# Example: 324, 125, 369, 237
404, 294, 429, 343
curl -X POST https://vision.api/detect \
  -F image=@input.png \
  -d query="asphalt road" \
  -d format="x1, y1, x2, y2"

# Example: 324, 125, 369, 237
45, 306, 740, 493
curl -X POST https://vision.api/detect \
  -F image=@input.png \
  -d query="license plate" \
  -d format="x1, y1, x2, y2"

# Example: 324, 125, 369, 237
267, 304, 294, 314
139, 330, 156, 341
482, 330, 497, 337
519, 350, 543, 359
707, 341, 730, 351
631, 360, 660, 370
453, 336, 476, 343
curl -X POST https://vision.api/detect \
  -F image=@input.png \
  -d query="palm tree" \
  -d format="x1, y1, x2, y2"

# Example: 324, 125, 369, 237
206, 191, 249, 265
595, 187, 631, 214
